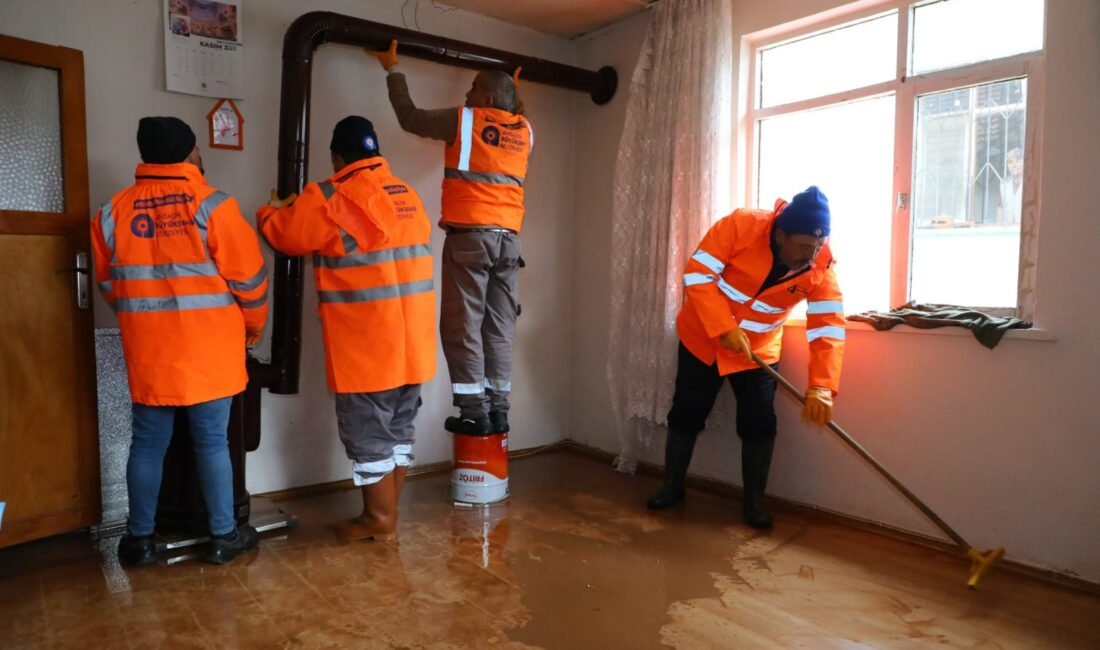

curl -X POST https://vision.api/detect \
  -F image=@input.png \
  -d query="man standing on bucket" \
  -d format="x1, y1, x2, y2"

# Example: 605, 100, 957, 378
258, 117, 435, 543
370, 40, 532, 437
647, 187, 846, 529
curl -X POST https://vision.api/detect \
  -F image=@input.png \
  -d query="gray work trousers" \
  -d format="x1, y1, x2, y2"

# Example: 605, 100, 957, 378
335, 385, 421, 486
440, 230, 521, 418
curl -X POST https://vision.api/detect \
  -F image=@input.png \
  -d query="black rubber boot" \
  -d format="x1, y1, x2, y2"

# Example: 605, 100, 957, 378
741, 438, 776, 529
489, 411, 510, 434
117, 534, 157, 568
646, 430, 698, 510
203, 525, 259, 565
445, 414, 492, 435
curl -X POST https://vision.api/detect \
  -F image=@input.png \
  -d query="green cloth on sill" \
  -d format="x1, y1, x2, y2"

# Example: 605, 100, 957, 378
848, 302, 1031, 349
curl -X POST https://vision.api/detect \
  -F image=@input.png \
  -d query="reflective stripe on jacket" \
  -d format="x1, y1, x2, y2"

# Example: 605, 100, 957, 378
90, 162, 269, 406
676, 200, 846, 393
257, 156, 436, 393
441, 106, 532, 232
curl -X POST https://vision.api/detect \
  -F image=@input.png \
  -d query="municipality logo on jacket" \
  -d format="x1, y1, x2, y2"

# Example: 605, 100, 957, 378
131, 214, 155, 238
481, 125, 500, 146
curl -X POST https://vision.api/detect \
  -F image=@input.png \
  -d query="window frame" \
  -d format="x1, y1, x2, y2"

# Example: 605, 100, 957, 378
742, 0, 1045, 319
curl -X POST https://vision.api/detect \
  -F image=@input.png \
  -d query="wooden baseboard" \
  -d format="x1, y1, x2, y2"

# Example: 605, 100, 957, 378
557, 440, 1100, 596
0, 508, 99, 550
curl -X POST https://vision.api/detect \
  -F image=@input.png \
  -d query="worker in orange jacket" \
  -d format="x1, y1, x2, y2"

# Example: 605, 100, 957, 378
91, 117, 267, 566
371, 40, 531, 436
647, 186, 845, 529
258, 116, 435, 543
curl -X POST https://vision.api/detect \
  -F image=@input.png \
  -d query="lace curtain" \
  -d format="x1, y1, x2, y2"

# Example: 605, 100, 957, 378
607, 0, 733, 472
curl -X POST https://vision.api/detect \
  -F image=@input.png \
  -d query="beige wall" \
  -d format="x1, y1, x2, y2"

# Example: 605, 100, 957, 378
569, 0, 1100, 583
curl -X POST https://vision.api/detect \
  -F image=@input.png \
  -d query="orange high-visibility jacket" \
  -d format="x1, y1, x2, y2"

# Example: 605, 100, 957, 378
90, 163, 269, 406
257, 157, 436, 394
441, 106, 533, 232
676, 200, 846, 393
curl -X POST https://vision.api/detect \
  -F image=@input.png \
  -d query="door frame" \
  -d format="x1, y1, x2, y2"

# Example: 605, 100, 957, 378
0, 33, 99, 548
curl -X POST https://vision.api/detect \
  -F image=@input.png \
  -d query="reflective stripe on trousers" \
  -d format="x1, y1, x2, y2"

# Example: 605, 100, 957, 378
335, 386, 421, 486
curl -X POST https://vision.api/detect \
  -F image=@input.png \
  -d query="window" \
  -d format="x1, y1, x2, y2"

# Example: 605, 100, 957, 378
746, 0, 1044, 317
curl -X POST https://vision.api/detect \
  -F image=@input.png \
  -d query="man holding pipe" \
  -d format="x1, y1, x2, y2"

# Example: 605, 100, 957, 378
258, 117, 435, 542
370, 40, 531, 438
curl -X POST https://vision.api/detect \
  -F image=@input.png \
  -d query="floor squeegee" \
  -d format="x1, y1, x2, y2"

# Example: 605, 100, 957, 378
750, 352, 1005, 589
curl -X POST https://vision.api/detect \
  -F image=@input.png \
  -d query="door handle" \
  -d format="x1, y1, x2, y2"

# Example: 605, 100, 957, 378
73, 251, 90, 310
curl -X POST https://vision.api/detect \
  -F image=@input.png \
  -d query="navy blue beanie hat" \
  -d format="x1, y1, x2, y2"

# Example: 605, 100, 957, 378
330, 116, 380, 158
777, 186, 831, 237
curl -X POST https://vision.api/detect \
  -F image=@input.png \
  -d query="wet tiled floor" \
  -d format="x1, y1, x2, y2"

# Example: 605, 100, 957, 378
1, 450, 1098, 648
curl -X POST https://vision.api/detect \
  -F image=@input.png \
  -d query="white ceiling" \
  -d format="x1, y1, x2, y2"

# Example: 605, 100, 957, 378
419, 0, 655, 39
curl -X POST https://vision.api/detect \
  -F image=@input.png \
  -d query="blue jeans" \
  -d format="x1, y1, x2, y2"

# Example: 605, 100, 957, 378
127, 397, 235, 536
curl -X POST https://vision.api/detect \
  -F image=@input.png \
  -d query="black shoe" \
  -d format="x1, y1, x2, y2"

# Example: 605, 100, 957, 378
117, 534, 158, 568
646, 430, 698, 510
741, 438, 776, 529
444, 415, 492, 435
489, 411, 510, 433
203, 525, 259, 565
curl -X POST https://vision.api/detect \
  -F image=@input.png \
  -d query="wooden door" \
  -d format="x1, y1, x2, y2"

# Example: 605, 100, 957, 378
0, 34, 99, 548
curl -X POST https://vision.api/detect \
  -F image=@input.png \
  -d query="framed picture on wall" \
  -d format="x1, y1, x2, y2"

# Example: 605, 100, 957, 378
207, 98, 243, 150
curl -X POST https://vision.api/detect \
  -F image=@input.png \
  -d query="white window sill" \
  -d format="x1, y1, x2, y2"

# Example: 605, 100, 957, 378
783, 319, 1054, 342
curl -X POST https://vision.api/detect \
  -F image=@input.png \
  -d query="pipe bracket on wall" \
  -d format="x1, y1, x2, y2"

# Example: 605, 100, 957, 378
259, 11, 617, 395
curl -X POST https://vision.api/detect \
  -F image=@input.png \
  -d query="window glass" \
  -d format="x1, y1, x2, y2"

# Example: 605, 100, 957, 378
757, 96, 895, 314
911, 0, 1044, 75
909, 78, 1026, 307
759, 12, 897, 109
0, 60, 63, 213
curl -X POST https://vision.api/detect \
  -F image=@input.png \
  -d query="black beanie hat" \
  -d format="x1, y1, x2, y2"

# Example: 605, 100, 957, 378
137, 117, 197, 164
330, 116, 380, 159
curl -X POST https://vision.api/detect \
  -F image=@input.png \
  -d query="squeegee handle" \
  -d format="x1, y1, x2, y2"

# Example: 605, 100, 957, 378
749, 352, 972, 551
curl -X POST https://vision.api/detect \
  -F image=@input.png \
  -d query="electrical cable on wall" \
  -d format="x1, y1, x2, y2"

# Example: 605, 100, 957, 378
403, 0, 462, 32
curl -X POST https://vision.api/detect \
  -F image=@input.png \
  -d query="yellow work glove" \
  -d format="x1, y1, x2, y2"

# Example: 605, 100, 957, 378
370, 39, 399, 72
245, 328, 264, 347
802, 386, 834, 426
512, 66, 522, 88
267, 189, 297, 209
719, 322, 752, 362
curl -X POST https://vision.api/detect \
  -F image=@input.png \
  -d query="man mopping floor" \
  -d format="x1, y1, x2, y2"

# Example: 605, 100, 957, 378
647, 186, 845, 528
